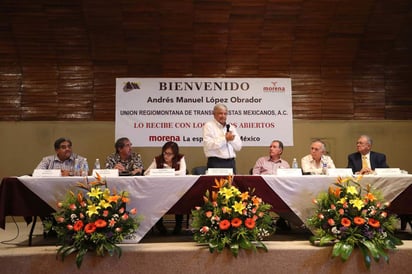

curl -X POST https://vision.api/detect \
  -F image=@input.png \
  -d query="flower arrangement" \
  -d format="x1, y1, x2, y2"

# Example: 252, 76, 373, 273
191, 177, 274, 257
307, 176, 403, 268
45, 174, 141, 268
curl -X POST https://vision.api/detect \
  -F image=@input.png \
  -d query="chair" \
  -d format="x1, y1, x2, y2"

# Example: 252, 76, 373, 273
191, 166, 207, 175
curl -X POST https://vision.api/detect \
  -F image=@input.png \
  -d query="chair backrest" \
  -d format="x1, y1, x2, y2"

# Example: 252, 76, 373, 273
191, 166, 207, 175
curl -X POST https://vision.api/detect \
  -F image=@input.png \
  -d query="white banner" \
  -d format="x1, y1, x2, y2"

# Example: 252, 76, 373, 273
116, 78, 293, 147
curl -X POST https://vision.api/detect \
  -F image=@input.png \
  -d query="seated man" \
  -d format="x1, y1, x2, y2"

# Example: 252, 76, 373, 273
252, 140, 290, 175
347, 135, 388, 175
105, 137, 144, 175
36, 137, 86, 176
252, 140, 292, 230
301, 139, 335, 175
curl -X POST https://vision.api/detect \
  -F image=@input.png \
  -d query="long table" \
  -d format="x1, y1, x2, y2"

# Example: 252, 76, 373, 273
1, 175, 411, 244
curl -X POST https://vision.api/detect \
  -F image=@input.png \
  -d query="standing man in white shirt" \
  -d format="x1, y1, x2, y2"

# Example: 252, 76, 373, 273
202, 103, 242, 173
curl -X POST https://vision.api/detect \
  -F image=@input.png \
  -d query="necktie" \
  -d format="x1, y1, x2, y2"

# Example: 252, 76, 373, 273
362, 156, 368, 169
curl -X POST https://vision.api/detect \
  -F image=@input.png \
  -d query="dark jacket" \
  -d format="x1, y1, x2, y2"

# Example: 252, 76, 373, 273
347, 151, 389, 173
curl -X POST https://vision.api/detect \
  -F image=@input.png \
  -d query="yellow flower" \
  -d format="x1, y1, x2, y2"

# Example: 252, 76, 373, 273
346, 186, 358, 195
219, 187, 234, 200
88, 187, 103, 198
232, 200, 245, 214
350, 198, 364, 211
99, 199, 112, 209
230, 186, 241, 197
102, 188, 111, 200
338, 197, 347, 204
86, 203, 101, 217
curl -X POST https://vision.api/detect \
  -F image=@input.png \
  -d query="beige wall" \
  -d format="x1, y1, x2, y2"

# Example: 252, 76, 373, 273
1, 120, 411, 178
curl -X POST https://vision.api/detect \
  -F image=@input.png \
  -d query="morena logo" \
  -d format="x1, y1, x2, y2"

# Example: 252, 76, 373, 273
123, 81, 141, 92
262, 82, 286, 92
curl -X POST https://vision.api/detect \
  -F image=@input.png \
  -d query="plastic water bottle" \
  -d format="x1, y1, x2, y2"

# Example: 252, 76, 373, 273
82, 158, 89, 176
94, 158, 101, 169
292, 158, 298, 168
74, 158, 80, 176
322, 163, 328, 175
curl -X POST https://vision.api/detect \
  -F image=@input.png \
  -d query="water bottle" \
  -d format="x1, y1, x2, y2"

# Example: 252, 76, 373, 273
322, 163, 328, 175
82, 158, 89, 176
74, 158, 80, 176
94, 158, 101, 169
292, 158, 298, 169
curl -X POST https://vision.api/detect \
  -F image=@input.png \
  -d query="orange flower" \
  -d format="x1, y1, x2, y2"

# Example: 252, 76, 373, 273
122, 197, 130, 203
368, 218, 380, 228
327, 218, 335, 226
77, 193, 83, 203
212, 191, 218, 202
213, 178, 227, 189
365, 192, 376, 202
84, 223, 96, 234
354, 216, 365, 226
231, 218, 242, 228
252, 196, 262, 206
73, 220, 84, 231
219, 219, 231, 230
341, 217, 351, 227
240, 192, 249, 201
107, 195, 120, 203
95, 219, 107, 228
244, 218, 256, 229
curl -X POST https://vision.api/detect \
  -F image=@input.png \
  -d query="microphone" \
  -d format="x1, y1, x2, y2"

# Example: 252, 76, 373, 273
226, 124, 230, 132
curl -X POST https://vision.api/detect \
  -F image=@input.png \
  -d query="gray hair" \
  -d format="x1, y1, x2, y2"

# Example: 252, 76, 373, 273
360, 135, 373, 145
213, 103, 228, 113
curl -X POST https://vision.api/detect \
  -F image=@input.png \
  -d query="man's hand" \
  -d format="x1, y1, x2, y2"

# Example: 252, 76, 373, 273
225, 132, 235, 141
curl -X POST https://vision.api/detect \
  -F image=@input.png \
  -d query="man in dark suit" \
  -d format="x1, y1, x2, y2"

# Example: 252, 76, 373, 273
347, 135, 389, 175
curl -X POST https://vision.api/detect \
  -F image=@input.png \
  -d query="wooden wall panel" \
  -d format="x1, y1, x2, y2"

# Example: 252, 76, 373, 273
0, 0, 411, 121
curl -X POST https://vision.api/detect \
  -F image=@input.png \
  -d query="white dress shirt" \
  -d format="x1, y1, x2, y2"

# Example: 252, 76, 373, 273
202, 119, 242, 159
301, 154, 336, 175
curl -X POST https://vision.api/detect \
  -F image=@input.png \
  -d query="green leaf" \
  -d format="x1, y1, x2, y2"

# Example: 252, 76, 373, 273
230, 244, 239, 257
362, 240, 380, 262
75, 248, 88, 269
358, 243, 372, 269
332, 242, 353, 261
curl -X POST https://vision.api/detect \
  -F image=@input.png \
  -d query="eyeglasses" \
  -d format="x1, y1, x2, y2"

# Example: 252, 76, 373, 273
163, 151, 174, 156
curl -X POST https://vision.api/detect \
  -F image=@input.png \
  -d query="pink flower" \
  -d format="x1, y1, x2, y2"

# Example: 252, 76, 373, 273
130, 208, 137, 215
56, 216, 65, 223
103, 210, 109, 217
66, 224, 73, 230
121, 213, 129, 220
115, 227, 122, 232
119, 207, 125, 214
200, 226, 209, 233
327, 218, 335, 226
69, 204, 77, 211
205, 211, 213, 218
